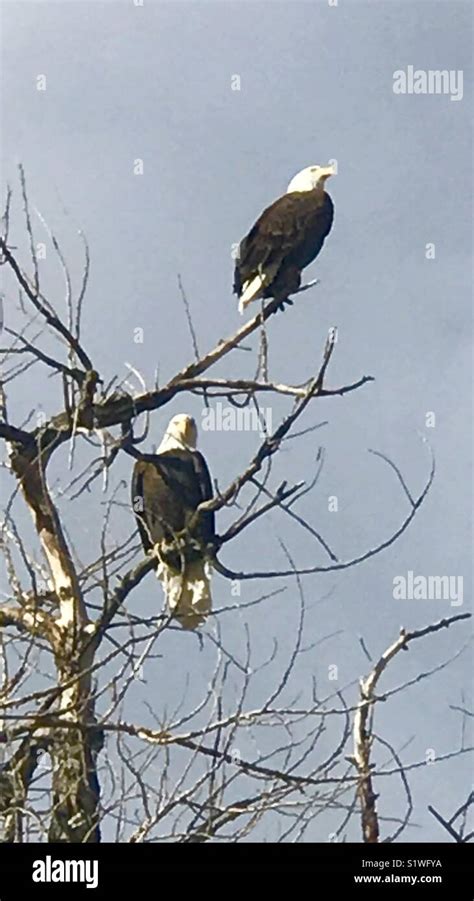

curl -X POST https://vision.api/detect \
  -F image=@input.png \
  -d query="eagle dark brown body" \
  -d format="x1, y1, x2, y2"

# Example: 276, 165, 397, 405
131, 449, 214, 571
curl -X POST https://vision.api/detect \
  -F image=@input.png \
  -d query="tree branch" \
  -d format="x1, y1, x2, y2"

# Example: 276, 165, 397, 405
351, 613, 470, 843
0, 237, 93, 371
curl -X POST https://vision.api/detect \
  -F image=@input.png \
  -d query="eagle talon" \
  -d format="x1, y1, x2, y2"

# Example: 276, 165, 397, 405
276, 298, 293, 312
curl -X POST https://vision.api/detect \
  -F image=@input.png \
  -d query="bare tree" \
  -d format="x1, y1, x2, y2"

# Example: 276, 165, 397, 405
0, 171, 471, 843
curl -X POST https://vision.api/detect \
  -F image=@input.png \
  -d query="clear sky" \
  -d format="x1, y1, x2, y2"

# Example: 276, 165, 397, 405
0, 0, 472, 841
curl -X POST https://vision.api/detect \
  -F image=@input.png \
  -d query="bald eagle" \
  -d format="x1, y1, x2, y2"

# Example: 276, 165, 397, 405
234, 164, 335, 314
131, 414, 215, 630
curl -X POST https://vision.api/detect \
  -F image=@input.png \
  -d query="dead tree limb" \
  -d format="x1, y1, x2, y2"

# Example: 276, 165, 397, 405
351, 614, 470, 843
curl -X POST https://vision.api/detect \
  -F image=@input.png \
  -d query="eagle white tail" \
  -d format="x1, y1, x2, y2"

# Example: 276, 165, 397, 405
238, 274, 267, 314
157, 559, 212, 630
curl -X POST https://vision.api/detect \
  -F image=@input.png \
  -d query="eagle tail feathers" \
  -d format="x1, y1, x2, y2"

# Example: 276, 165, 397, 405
157, 558, 212, 630
238, 273, 266, 313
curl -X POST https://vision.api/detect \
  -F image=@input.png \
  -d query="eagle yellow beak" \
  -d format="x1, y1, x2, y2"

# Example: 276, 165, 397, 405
182, 416, 198, 448
319, 164, 336, 180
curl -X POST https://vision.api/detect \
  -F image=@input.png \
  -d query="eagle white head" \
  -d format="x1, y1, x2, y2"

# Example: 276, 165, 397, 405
287, 163, 336, 194
158, 414, 198, 453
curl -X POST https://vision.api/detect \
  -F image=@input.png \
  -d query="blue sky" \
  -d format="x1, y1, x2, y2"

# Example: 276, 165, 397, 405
0, 0, 472, 841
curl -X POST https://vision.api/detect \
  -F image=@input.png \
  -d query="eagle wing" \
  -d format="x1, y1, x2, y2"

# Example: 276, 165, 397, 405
190, 450, 215, 544
234, 192, 333, 295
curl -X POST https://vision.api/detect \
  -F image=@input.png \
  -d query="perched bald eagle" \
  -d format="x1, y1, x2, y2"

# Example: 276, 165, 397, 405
131, 414, 215, 630
234, 164, 335, 314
